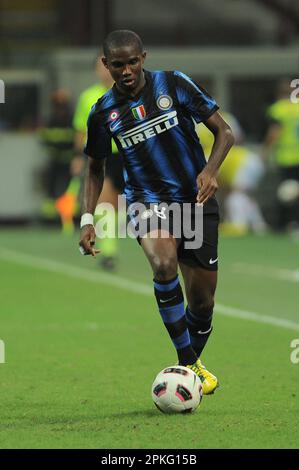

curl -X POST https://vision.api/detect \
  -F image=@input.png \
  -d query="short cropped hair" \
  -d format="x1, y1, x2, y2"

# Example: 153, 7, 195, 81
103, 30, 143, 57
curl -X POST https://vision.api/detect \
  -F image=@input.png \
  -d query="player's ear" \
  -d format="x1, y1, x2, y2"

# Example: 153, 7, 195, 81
102, 56, 108, 69
141, 51, 147, 64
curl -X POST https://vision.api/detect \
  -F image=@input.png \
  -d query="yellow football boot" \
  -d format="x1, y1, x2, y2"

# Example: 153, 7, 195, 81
187, 359, 219, 395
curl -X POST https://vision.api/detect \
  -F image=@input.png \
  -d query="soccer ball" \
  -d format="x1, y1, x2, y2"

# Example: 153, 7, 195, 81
151, 365, 203, 414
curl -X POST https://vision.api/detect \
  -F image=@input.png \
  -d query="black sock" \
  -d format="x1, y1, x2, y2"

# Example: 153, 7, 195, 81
185, 306, 213, 358
154, 276, 197, 366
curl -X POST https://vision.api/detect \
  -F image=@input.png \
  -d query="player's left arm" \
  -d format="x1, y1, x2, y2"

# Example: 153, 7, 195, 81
173, 71, 234, 203
197, 112, 234, 204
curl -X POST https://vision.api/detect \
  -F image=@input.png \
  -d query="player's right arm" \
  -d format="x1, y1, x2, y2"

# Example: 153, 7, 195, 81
79, 157, 105, 257
79, 106, 111, 257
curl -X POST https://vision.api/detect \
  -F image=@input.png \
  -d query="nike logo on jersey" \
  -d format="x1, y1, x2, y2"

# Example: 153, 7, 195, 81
117, 111, 178, 149
160, 295, 177, 304
209, 257, 218, 265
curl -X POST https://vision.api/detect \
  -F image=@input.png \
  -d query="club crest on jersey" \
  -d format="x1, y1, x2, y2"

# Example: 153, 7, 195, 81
156, 95, 173, 111
132, 105, 146, 120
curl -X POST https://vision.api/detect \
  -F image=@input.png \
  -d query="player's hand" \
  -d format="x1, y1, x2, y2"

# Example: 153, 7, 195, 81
79, 225, 100, 257
196, 169, 218, 204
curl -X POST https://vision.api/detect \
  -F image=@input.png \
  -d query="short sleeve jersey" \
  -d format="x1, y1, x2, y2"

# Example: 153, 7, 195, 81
85, 70, 218, 203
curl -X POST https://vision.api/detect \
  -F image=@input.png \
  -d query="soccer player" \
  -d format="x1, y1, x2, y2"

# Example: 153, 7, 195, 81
263, 79, 299, 231
79, 30, 234, 395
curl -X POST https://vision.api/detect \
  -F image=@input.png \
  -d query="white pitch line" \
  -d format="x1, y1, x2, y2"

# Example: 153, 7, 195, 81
232, 262, 299, 283
0, 248, 152, 296
1, 248, 299, 332
214, 304, 299, 332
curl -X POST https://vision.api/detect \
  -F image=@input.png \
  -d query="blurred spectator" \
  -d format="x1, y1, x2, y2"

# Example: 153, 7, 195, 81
263, 79, 299, 233
73, 57, 124, 271
40, 89, 75, 199
218, 145, 266, 235
39, 89, 78, 233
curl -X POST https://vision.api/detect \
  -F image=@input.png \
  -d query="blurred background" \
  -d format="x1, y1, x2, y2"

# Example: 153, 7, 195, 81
0, 0, 299, 234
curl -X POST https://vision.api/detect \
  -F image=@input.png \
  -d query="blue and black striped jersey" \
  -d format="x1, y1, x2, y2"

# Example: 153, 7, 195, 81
84, 70, 218, 203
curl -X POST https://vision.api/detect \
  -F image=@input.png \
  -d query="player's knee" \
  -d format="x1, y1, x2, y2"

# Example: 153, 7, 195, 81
152, 257, 177, 281
189, 297, 214, 317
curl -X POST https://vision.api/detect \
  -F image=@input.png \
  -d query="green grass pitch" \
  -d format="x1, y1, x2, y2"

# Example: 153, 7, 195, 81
0, 228, 298, 449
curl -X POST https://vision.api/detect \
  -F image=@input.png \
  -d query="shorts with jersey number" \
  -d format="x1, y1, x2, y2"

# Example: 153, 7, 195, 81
127, 197, 219, 271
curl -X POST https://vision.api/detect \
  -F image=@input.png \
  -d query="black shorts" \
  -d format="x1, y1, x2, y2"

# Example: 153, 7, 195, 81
105, 153, 125, 192
127, 197, 219, 271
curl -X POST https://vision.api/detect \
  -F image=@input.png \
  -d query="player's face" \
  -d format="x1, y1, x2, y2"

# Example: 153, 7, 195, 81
102, 45, 146, 94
